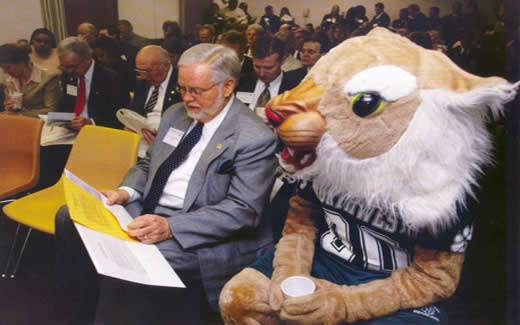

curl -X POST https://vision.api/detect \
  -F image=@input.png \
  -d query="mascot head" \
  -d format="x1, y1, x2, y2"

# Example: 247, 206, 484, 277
266, 28, 518, 233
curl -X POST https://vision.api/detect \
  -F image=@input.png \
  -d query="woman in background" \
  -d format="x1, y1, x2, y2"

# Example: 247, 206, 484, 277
280, 7, 295, 26
0, 43, 61, 117
29, 28, 61, 74
90, 36, 132, 105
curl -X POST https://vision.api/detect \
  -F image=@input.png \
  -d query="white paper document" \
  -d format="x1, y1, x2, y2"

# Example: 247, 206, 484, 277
75, 224, 185, 288
40, 125, 77, 146
46, 112, 75, 125
64, 169, 133, 231
64, 169, 185, 288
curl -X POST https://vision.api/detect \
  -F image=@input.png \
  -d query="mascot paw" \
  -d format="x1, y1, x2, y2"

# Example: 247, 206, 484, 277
280, 278, 347, 325
220, 268, 278, 325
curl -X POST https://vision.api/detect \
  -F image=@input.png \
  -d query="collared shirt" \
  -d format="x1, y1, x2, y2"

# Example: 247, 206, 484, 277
248, 72, 283, 110
122, 94, 235, 209
4, 63, 43, 92
79, 59, 95, 119
144, 65, 173, 130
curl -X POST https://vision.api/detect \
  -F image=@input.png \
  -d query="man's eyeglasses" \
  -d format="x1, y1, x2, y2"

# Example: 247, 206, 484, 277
175, 82, 222, 98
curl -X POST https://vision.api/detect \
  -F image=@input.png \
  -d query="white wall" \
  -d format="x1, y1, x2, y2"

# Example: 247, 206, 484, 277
0, 0, 43, 43
118, 0, 181, 39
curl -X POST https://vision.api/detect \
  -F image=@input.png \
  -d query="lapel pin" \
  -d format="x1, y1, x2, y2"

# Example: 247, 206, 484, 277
170, 90, 175, 94
217, 144, 222, 150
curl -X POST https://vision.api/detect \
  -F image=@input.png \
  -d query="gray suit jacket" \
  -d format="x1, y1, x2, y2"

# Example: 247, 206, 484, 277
121, 97, 278, 309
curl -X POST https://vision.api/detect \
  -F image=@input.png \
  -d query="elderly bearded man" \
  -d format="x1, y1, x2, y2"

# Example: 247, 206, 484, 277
54, 43, 278, 324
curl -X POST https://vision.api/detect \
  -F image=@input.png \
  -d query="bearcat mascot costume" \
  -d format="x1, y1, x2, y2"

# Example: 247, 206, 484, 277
219, 28, 519, 324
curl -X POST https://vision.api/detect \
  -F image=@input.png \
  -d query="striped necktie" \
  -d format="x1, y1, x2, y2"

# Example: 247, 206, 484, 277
144, 86, 159, 114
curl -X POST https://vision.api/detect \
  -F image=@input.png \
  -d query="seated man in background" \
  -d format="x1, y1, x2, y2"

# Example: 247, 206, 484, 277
118, 19, 150, 69
245, 24, 263, 57
298, 32, 329, 73
77, 22, 98, 43
58, 36, 124, 129
235, 35, 304, 119
161, 37, 184, 68
218, 30, 255, 89
98, 24, 119, 40
128, 45, 182, 146
198, 24, 216, 44
54, 43, 278, 324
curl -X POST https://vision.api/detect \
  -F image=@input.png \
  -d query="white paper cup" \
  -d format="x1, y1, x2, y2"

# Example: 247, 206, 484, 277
281, 276, 316, 297
9, 92, 23, 110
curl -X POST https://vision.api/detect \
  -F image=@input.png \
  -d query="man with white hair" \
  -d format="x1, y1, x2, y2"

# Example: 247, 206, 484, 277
54, 43, 278, 324
57, 36, 123, 129
77, 22, 98, 42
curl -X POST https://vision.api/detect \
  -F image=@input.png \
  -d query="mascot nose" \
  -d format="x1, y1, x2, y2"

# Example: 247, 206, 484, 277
265, 78, 326, 152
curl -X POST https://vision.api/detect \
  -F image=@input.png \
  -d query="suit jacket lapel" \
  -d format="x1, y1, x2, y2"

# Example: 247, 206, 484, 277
182, 99, 238, 211
87, 64, 100, 115
162, 67, 182, 113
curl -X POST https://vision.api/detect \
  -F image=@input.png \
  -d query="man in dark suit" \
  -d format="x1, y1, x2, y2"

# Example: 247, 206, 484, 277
407, 4, 429, 33
54, 43, 278, 324
291, 32, 330, 78
235, 35, 305, 119
370, 2, 391, 28
259, 5, 281, 34
218, 30, 255, 90
129, 45, 182, 144
57, 36, 123, 130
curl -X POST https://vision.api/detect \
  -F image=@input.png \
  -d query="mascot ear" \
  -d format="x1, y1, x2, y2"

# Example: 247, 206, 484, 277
418, 50, 519, 120
419, 49, 509, 93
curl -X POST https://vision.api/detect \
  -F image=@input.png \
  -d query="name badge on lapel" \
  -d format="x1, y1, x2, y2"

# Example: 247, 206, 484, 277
163, 127, 184, 147
66, 84, 78, 96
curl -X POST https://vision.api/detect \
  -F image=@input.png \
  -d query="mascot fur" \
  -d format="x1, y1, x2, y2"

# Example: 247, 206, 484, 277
219, 28, 519, 324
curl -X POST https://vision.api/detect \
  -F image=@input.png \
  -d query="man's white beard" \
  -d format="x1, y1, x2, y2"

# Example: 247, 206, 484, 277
186, 86, 224, 121
285, 87, 507, 234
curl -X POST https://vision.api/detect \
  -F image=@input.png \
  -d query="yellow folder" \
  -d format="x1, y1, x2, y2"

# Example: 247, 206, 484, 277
63, 176, 136, 242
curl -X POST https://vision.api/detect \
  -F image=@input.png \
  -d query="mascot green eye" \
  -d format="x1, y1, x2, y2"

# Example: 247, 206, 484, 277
351, 92, 385, 118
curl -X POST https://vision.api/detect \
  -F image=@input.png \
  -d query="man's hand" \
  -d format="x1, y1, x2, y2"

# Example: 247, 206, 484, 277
127, 214, 172, 244
69, 115, 93, 130
141, 128, 157, 144
101, 189, 130, 205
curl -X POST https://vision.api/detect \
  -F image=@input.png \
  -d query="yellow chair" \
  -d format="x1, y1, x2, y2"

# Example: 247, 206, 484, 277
0, 114, 43, 200
2, 125, 140, 276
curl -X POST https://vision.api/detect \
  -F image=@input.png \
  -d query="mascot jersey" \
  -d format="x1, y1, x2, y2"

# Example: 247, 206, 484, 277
299, 181, 474, 273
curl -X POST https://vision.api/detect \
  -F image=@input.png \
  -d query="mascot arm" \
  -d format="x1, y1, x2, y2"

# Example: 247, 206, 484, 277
280, 246, 465, 324
269, 194, 320, 311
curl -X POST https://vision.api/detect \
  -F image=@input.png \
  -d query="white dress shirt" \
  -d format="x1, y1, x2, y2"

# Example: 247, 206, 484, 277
79, 60, 95, 120
144, 65, 173, 130
121, 94, 234, 210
